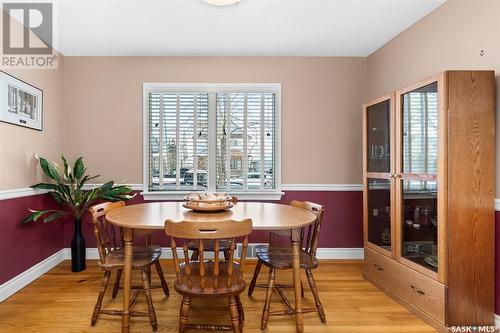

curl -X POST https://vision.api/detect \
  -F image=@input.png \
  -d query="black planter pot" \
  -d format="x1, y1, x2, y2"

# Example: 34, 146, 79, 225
71, 218, 86, 272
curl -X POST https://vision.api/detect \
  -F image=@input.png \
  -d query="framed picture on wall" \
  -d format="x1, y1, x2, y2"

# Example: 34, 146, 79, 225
0, 71, 43, 131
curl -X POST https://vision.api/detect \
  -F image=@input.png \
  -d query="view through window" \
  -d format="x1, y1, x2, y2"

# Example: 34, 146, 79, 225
145, 85, 280, 195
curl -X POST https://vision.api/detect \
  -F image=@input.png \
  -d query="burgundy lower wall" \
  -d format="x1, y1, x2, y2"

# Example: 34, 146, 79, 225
0, 194, 66, 284
63, 190, 364, 248
8, 190, 499, 317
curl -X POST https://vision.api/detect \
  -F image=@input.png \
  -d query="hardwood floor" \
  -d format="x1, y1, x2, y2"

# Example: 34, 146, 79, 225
0, 260, 436, 333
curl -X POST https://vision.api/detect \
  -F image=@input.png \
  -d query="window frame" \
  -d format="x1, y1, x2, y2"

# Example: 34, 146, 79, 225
142, 83, 283, 200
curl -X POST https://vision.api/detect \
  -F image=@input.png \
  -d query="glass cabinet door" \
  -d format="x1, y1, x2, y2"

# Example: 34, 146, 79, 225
398, 82, 439, 274
402, 82, 438, 175
400, 180, 438, 272
367, 178, 392, 251
367, 100, 391, 173
364, 96, 393, 255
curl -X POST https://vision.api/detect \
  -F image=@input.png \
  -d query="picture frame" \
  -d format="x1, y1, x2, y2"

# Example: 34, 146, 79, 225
0, 71, 43, 131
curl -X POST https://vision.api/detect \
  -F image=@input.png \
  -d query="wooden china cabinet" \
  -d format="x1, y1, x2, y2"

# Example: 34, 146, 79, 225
362, 71, 495, 332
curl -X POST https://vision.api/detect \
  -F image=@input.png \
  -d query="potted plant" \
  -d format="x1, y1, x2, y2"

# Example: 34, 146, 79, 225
22, 155, 135, 272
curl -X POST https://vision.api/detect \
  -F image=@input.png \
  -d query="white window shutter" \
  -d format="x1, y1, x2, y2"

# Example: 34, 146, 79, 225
144, 83, 280, 198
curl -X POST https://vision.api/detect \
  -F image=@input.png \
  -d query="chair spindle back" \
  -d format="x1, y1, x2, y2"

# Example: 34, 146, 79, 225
165, 219, 252, 291
290, 200, 325, 262
89, 201, 126, 264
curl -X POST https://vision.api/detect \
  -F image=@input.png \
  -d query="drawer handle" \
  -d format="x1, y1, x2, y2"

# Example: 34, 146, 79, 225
373, 263, 384, 271
410, 284, 426, 295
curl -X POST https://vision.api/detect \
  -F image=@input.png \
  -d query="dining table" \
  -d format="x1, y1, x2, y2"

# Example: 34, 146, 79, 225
106, 201, 317, 333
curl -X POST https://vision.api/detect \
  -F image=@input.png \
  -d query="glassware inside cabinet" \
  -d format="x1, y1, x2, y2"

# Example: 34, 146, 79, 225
401, 179, 438, 272
367, 100, 391, 173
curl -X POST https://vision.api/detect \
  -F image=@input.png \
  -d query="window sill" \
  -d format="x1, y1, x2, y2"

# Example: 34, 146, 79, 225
141, 190, 284, 201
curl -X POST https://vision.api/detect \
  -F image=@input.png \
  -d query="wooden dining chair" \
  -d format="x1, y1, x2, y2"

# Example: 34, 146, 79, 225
89, 201, 170, 331
247, 200, 326, 328
165, 218, 252, 333
187, 196, 239, 261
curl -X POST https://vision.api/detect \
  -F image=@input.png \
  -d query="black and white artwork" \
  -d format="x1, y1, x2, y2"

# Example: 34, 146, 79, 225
0, 71, 43, 130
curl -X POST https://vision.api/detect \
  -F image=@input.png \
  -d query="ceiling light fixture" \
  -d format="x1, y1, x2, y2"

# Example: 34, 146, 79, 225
202, 0, 240, 6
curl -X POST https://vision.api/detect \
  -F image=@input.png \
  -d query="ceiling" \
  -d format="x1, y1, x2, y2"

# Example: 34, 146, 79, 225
56, 0, 447, 57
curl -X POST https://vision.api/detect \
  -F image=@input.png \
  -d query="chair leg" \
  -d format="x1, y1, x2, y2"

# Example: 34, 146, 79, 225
248, 259, 263, 296
191, 250, 199, 261
179, 296, 191, 333
261, 268, 275, 330
146, 266, 152, 285
223, 249, 230, 261
112, 269, 122, 299
91, 270, 111, 326
141, 269, 158, 331
229, 296, 241, 333
305, 269, 326, 324
236, 295, 244, 322
155, 261, 170, 297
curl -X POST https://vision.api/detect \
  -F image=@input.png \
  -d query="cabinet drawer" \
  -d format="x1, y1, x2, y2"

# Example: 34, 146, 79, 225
391, 263, 445, 324
364, 248, 445, 324
364, 248, 396, 282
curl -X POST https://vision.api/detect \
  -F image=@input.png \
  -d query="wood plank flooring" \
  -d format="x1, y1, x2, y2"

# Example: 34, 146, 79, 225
0, 260, 436, 333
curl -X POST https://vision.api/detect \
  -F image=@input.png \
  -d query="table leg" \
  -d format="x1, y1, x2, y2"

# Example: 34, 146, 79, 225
122, 227, 133, 333
291, 228, 303, 333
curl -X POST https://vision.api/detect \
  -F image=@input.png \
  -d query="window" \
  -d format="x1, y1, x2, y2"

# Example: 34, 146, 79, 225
143, 83, 281, 200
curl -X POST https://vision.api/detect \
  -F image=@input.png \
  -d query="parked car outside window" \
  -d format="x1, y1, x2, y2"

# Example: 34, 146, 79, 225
183, 170, 208, 187
231, 172, 270, 189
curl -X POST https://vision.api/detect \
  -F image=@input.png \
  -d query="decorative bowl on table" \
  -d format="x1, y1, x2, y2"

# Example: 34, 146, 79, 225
183, 192, 234, 212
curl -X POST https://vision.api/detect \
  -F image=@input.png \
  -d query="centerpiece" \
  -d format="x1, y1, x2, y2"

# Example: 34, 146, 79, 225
183, 192, 234, 211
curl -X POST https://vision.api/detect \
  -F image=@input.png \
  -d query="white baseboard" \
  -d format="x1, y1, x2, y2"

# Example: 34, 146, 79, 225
74, 246, 364, 260
0, 246, 363, 303
0, 249, 66, 302
495, 314, 500, 329
61, 248, 100, 260
316, 247, 364, 259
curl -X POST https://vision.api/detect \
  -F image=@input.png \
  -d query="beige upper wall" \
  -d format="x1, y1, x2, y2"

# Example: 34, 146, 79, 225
0, 14, 65, 191
367, 0, 499, 99
5, 0, 498, 191
63, 57, 366, 185
0, 56, 65, 190
367, 0, 500, 191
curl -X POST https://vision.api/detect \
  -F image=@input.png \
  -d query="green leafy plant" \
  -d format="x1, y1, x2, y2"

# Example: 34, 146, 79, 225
22, 155, 135, 224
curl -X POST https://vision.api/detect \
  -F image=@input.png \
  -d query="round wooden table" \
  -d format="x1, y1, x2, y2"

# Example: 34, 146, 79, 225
106, 202, 317, 333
